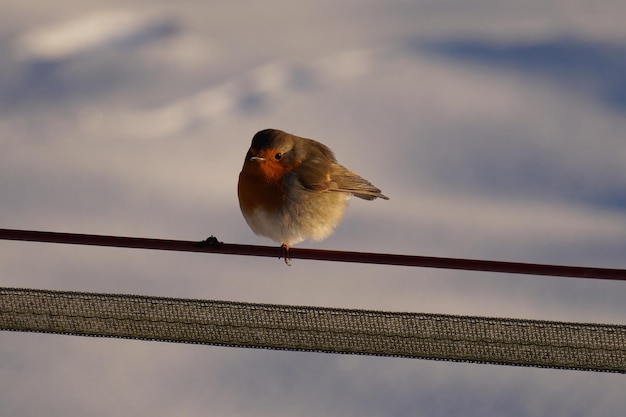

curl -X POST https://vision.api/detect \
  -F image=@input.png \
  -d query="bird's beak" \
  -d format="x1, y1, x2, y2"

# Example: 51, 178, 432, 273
249, 156, 265, 161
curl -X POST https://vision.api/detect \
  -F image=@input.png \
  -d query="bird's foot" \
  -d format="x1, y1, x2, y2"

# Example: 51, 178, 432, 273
279, 244, 291, 266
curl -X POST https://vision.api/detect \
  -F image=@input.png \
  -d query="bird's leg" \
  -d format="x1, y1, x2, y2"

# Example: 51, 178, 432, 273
279, 243, 291, 266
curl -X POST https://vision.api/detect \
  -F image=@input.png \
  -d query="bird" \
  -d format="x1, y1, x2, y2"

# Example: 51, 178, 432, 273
237, 128, 388, 263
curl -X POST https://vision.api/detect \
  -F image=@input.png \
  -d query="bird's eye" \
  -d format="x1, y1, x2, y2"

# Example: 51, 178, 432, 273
274, 153, 283, 160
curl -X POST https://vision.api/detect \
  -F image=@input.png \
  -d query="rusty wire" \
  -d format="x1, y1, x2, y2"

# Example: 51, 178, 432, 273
1, 228, 625, 280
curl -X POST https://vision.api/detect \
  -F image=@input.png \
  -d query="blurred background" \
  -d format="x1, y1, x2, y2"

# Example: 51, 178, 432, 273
1, 1, 625, 415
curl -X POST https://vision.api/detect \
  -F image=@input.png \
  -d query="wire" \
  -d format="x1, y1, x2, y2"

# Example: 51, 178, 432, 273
1, 228, 625, 280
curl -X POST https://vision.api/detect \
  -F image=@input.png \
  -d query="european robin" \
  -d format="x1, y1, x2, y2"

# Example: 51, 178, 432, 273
238, 129, 388, 262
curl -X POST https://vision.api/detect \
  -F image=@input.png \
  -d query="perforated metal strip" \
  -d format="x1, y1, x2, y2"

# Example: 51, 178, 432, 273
1, 287, 624, 372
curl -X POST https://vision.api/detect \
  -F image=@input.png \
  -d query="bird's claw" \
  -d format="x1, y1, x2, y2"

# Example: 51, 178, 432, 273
280, 244, 291, 266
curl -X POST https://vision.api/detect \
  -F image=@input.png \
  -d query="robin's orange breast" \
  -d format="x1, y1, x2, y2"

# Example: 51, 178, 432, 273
237, 160, 287, 215
238, 148, 304, 213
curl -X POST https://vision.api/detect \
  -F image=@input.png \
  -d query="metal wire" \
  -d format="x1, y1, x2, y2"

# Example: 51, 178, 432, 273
1, 228, 625, 280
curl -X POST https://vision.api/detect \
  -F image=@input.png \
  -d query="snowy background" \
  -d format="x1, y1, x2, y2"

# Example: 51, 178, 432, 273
2, 1, 626, 415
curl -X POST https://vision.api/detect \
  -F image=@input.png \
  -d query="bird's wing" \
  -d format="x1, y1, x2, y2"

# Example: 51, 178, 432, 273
328, 163, 389, 200
291, 152, 335, 193
291, 138, 388, 200
293, 158, 388, 200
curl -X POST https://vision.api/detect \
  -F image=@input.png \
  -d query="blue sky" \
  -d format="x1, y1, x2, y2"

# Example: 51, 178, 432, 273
1, 1, 626, 416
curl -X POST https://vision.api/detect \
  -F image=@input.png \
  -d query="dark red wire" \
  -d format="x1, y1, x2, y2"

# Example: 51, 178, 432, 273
1, 228, 625, 280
